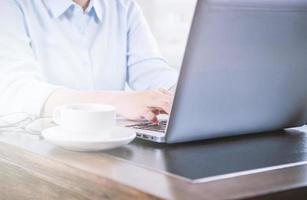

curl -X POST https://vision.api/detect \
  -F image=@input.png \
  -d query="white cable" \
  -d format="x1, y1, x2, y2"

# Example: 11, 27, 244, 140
0, 112, 37, 131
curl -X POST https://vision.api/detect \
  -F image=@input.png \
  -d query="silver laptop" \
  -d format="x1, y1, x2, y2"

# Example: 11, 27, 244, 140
126, 0, 307, 143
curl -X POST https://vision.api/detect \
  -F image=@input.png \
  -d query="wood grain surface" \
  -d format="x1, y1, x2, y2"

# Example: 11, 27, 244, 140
0, 143, 159, 200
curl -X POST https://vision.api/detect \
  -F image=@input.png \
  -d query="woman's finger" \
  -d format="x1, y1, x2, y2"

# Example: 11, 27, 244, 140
154, 98, 172, 113
142, 109, 159, 123
144, 89, 174, 114
151, 109, 161, 115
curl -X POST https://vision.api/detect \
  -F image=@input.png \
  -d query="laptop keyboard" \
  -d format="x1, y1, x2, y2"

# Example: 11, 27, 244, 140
126, 120, 168, 133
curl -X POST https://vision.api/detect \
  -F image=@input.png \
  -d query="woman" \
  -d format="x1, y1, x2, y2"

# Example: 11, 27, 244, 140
0, 0, 178, 123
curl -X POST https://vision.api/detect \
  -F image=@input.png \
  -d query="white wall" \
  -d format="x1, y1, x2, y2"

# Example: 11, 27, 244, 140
135, 0, 197, 69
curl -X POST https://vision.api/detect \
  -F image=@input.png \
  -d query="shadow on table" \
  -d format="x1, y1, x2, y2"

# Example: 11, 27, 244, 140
105, 129, 307, 180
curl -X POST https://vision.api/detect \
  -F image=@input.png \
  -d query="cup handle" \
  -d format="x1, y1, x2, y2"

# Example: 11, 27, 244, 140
52, 107, 62, 125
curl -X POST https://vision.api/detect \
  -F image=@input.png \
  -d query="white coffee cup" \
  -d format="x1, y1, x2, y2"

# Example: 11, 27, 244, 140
52, 103, 116, 138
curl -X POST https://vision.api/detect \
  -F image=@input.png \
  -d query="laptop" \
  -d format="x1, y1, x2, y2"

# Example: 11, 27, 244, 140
126, 0, 307, 143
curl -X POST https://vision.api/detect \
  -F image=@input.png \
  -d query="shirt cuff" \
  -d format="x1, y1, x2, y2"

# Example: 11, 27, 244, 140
14, 80, 62, 117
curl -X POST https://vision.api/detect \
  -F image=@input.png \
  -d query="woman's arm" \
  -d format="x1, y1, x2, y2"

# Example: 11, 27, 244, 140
42, 88, 173, 123
0, 1, 60, 116
126, 1, 179, 91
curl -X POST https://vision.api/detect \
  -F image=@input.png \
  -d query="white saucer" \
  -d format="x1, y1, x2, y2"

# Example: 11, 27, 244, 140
42, 126, 136, 152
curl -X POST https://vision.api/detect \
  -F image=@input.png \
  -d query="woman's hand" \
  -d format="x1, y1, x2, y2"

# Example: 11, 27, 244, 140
114, 89, 174, 123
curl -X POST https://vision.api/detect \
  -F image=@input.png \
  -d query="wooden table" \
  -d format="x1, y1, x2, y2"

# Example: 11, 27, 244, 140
1, 127, 307, 200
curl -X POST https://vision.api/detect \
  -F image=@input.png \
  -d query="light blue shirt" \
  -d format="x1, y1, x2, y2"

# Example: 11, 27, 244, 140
0, 0, 178, 116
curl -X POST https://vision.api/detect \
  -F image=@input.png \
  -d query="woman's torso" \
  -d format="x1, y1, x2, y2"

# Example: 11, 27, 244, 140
18, 0, 129, 90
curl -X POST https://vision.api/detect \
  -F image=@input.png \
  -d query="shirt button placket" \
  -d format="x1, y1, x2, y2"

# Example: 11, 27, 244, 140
74, 5, 94, 89
80, 43, 94, 89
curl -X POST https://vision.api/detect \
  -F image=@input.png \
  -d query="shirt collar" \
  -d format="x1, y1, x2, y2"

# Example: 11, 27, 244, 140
86, 0, 104, 21
45, 0, 73, 18
45, 0, 104, 21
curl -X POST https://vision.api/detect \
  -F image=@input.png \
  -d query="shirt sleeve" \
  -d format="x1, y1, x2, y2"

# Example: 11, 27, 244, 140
0, 1, 60, 117
126, 1, 179, 91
